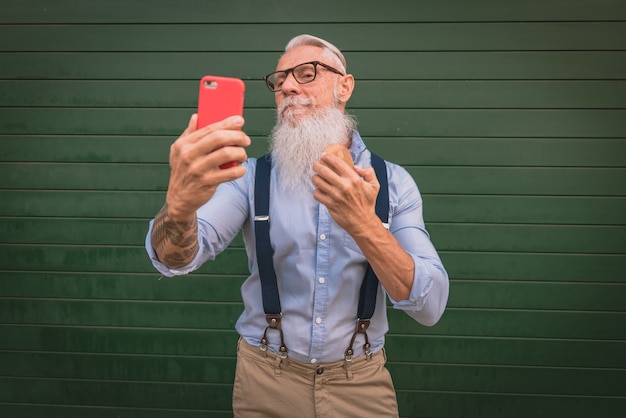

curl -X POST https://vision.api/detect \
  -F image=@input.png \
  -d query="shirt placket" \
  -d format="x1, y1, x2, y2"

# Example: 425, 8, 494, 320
309, 204, 331, 364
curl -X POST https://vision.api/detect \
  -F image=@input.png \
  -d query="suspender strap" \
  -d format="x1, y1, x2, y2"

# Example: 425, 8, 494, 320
254, 154, 288, 360
357, 152, 389, 321
254, 154, 282, 315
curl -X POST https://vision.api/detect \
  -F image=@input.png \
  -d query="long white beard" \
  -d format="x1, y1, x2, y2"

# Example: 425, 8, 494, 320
269, 96, 357, 193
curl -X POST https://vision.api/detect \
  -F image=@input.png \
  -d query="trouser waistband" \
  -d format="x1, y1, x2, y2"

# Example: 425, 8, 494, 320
238, 337, 385, 379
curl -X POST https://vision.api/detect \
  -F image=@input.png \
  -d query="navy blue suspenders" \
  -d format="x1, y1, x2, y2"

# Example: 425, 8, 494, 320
254, 153, 389, 364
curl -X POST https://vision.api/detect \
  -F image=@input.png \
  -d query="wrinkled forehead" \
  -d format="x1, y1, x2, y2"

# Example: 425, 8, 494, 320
276, 45, 334, 71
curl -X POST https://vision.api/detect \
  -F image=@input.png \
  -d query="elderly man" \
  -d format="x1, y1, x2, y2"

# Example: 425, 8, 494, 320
146, 34, 449, 418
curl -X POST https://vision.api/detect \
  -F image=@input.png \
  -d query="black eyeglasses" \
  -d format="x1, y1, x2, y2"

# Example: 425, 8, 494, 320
264, 61, 344, 92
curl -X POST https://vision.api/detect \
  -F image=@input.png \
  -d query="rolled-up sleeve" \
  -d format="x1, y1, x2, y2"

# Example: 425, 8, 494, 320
386, 163, 450, 326
144, 162, 252, 278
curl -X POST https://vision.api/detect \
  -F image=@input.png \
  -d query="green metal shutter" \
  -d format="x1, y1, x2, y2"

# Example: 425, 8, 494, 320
1, 1, 625, 416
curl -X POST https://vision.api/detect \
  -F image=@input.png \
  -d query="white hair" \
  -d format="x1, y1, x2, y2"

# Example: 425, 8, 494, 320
284, 34, 347, 73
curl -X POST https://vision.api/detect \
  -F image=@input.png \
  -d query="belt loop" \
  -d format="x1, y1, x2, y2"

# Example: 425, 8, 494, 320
273, 355, 283, 376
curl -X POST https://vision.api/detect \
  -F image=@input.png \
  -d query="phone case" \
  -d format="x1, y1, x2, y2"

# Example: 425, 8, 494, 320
197, 75, 245, 129
197, 75, 246, 168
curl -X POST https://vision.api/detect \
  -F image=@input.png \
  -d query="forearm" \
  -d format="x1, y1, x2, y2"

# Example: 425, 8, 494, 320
150, 203, 200, 268
351, 218, 414, 302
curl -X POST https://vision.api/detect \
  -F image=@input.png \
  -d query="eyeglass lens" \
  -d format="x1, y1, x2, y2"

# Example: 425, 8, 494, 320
269, 62, 317, 91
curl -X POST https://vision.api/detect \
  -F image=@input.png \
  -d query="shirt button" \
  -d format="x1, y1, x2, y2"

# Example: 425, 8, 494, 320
319, 277, 325, 284
315, 317, 322, 324
319, 233, 327, 240
311, 358, 318, 364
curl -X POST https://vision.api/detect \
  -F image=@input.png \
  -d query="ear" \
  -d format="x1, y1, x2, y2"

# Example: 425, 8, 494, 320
337, 74, 355, 106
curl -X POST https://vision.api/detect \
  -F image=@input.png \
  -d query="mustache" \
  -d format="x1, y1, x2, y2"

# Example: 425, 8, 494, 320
278, 96, 314, 114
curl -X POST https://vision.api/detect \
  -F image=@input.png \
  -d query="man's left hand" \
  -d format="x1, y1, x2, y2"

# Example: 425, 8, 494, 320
312, 152, 380, 235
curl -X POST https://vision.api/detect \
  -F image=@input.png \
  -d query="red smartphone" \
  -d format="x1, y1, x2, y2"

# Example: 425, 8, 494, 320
197, 75, 246, 169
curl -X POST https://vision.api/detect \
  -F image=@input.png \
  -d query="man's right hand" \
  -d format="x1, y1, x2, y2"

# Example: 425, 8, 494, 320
165, 113, 250, 221
150, 114, 250, 268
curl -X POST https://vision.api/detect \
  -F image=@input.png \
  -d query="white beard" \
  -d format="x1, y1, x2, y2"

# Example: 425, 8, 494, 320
269, 96, 357, 193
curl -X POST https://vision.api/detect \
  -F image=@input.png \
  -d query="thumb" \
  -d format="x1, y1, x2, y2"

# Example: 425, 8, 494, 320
182, 113, 199, 135
355, 166, 378, 185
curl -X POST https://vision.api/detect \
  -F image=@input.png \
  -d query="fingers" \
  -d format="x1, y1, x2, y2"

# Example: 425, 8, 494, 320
180, 115, 246, 146
354, 165, 379, 187
316, 152, 355, 177
172, 115, 250, 166
198, 114, 245, 134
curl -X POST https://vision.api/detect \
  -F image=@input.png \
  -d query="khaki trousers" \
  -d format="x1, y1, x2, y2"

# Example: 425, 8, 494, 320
232, 338, 399, 418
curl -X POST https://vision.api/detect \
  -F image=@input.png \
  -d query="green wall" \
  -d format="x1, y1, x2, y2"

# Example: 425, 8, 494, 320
1, 0, 625, 416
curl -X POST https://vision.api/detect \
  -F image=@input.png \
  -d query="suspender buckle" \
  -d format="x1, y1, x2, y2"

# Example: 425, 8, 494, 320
344, 319, 372, 363
260, 314, 289, 361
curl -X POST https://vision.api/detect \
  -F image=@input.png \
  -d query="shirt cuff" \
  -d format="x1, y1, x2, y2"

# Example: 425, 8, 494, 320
388, 253, 434, 311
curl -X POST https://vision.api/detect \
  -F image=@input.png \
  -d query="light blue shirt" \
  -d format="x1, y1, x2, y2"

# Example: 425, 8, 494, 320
146, 131, 449, 364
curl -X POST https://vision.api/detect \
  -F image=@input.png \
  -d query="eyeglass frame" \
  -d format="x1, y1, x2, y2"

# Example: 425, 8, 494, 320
263, 60, 345, 92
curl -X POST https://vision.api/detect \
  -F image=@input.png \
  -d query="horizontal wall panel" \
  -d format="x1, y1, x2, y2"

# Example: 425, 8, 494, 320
440, 252, 626, 282
0, 404, 231, 418
0, 272, 245, 302
448, 281, 626, 311
3, 136, 625, 167
3, 217, 624, 254
0, 325, 240, 356
407, 167, 626, 196
4, 80, 626, 109
0, 245, 249, 275
0, 218, 151, 246
356, 109, 626, 138
395, 391, 626, 418
3, 272, 624, 311
3, 192, 624, 226
0, 135, 267, 165
0, 190, 166, 218
390, 309, 626, 339
0, 377, 233, 410
0, 299, 242, 330
1, 163, 170, 191
370, 138, 626, 168
427, 224, 626, 254
3, 23, 625, 52
3, 0, 626, 23
388, 363, 626, 396
1, 245, 624, 281
0, 351, 236, 383
384, 335, 626, 368
3, 108, 625, 138
423, 195, 626, 226
358, 80, 626, 109
0, 218, 247, 247
2, 52, 625, 80
1, 299, 623, 340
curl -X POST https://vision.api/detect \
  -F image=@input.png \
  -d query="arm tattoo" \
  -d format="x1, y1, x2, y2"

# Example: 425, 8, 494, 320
151, 203, 199, 268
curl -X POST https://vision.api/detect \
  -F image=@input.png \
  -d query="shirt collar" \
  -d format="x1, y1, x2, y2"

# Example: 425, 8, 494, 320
349, 130, 367, 161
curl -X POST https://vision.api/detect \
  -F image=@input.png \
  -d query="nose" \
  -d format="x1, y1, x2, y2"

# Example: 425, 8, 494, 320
279, 71, 300, 95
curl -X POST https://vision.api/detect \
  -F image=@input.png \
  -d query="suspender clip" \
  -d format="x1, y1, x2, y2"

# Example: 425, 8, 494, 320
260, 313, 289, 361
